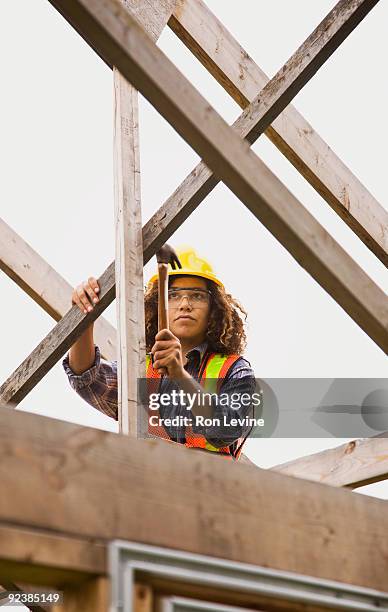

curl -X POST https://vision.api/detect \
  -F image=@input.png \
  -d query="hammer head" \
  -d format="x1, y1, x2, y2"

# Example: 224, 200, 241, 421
156, 244, 182, 270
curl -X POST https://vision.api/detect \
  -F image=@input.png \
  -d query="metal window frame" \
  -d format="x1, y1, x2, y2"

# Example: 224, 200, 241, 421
109, 540, 388, 612
159, 595, 257, 612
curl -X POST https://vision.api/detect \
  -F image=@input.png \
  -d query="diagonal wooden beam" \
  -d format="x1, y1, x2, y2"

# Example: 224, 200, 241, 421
1, 0, 386, 408
122, 0, 180, 40
0, 217, 116, 361
0, 263, 116, 407
271, 433, 388, 489
169, 0, 388, 266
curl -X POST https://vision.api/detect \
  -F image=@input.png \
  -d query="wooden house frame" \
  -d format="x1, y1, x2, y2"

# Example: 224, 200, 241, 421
0, 0, 387, 609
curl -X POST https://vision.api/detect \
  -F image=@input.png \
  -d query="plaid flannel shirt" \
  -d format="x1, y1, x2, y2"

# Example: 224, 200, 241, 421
62, 342, 258, 447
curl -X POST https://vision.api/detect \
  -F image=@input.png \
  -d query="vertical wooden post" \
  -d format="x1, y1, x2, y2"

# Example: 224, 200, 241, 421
113, 1, 180, 436
114, 71, 145, 436
56, 577, 109, 612
134, 584, 153, 612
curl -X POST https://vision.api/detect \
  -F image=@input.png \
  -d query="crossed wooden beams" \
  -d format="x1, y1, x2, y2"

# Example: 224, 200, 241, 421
0, 0, 387, 486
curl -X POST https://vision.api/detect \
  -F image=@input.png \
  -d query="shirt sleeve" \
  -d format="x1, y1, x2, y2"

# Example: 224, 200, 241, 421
192, 357, 262, 448
62, 345, 118, 420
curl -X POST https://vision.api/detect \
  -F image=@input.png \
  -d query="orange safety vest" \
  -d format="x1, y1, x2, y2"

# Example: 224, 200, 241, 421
145, 352, 247, 461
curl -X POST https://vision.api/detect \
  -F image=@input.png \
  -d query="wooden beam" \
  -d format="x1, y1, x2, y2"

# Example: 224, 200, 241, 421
134, 584, 153, 612
123, 0, 181, 42
55, 577, 110, 612
0, 218, 116, 361
271, 434, 388, 489
114, 73, 145, 437
0, 262, 116, 407
0, 524, 106, 586
169, 0, 388, 266
113, 1, 177, 436
1, 407, 388, 592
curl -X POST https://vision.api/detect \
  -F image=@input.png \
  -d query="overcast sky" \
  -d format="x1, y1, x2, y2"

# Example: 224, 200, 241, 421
0, 0, 387, 504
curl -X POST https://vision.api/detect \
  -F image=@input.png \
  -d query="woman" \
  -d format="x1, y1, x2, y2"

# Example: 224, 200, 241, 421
63, 247, 258, 460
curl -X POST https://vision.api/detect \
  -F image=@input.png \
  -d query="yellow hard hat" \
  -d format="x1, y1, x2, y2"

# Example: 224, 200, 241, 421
148, 246, 223, 287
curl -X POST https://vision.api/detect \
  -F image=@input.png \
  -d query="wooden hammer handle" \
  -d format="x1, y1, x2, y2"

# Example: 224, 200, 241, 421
158, 263, 169, 331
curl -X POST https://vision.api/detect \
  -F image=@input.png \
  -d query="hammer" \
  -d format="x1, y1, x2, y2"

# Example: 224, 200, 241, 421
156, 244, 182, 331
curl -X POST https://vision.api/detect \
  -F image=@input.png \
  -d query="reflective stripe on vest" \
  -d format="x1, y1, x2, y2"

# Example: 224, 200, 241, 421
145, 352, 246, 460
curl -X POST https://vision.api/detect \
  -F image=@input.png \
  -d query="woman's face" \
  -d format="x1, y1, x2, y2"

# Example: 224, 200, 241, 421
168, 276, 210, 344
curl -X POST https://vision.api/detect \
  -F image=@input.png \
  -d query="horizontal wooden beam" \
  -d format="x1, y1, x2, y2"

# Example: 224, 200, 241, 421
0, 524, 106, 586
169, 0, 388, 266
271, 434, 388, 489
0, 218, 116, 361
0, 407, 388, 591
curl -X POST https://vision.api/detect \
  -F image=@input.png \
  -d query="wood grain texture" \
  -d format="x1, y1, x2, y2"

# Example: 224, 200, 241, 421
123, 0, 180, 41
170, 0, 387, 266
271, 434, 388, 489
0, 407, 388, 592
114, 73, 145, 436
0, 218, 116, 361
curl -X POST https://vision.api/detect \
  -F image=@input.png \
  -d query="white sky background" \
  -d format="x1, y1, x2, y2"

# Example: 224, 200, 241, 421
0, 0, 387, 505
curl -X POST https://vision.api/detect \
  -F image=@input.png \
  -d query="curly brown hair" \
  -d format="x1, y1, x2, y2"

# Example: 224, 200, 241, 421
144, 276, 247, 354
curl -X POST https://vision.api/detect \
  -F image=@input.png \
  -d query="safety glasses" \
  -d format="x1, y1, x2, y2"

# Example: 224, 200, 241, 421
168, 287, 212, 307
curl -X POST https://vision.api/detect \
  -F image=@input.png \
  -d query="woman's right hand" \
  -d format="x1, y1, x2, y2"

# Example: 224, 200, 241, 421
71, 277, 100, 314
